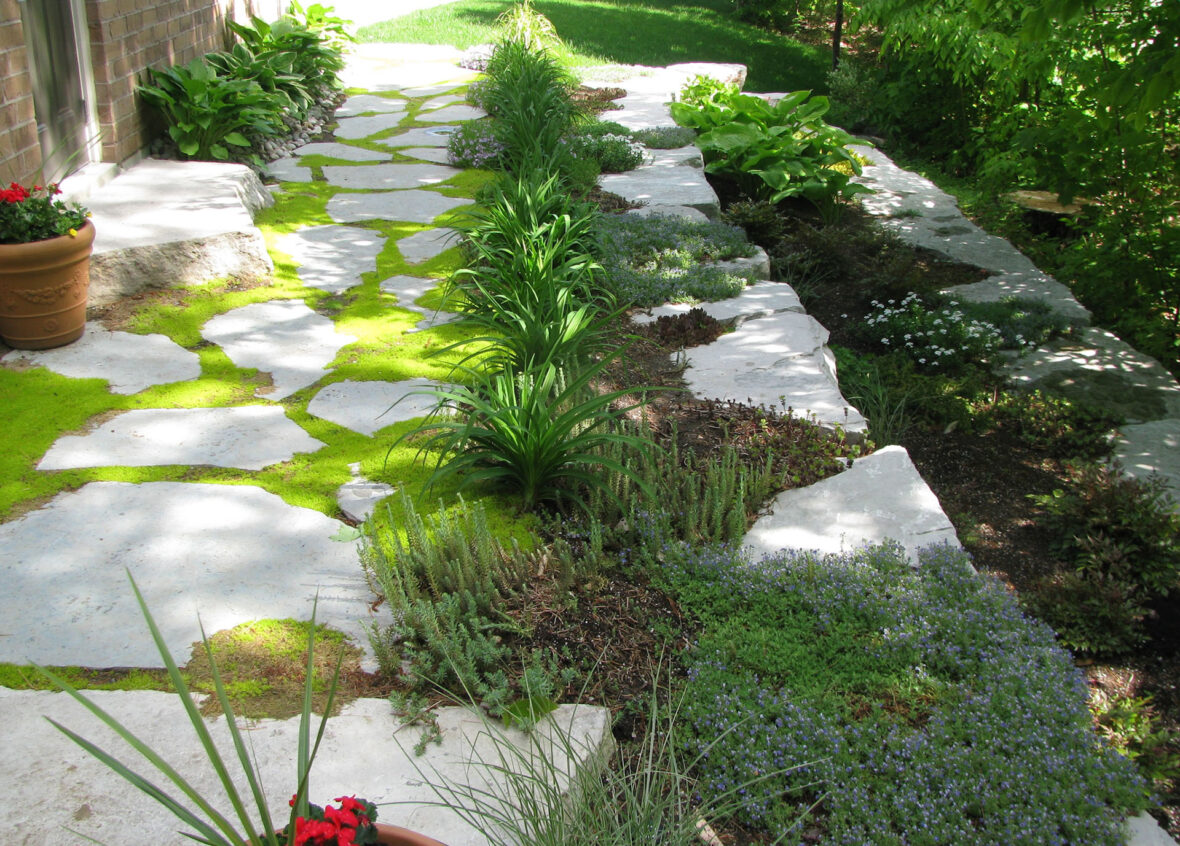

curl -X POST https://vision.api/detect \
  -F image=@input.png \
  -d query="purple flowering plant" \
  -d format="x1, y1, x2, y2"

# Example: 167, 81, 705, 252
652, 535, 1150, 844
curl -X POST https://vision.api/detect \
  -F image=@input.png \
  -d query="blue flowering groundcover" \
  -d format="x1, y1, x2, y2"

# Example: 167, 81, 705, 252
665, 541, 1149, 845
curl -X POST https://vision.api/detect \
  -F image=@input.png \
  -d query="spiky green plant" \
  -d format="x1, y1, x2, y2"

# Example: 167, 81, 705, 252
35, 573, 341, 846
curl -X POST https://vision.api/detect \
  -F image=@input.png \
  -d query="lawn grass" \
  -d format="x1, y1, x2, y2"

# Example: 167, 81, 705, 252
357, 0, 831, 93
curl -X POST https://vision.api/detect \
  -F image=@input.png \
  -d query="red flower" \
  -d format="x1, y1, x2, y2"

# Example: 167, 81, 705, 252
1, 182, 30, 203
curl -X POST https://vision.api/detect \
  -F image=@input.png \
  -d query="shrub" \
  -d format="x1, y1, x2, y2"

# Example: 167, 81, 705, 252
227, 9, 348, 100
974, 390, 1120, 460
665, 541, 1148, 842
1031, 464, 1180, 653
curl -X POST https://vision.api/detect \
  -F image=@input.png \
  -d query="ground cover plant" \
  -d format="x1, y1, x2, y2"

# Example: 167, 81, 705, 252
663, 540, 1149, 843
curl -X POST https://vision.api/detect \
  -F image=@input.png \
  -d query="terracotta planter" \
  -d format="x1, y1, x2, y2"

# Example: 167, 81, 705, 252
374, 823, 448, 846
0, 220, 95, 349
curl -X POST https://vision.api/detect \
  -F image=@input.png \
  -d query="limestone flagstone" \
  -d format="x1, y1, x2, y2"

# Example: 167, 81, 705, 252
308, 377, 445, 436
326, 189, 470, 224
633, 280, 803, 327
1115, 419, 1180, 502
264, 157, 314, 183
337, 461, 396, 522
321, 162, 461, 190
200, 299, 357, 399
280, 224, 385, 292
378, 125, 459, 148
600, 167, 720, 218
419, 92, 467, 110
0, 481, 382, 668
624, 204, 709, 222
336, 93, 407, 117
333, 112, 406, 140
744, 445, 960, 565
38, 406, 325, 471
400, 145, 452, 164
1003, 326, 1180, 423
396, 227, 461, 263
417, 103, 487, 123
0, 691, 610, 846
291, 141, 387, 162
380, 273, 460, 328
1, 322, 200, 394
400, 83, 465, 97
683, 312, 867, 433
646, 146, 704, 167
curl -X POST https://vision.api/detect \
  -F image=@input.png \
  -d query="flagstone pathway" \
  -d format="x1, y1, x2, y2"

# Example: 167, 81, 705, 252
1, 40, 1175, 846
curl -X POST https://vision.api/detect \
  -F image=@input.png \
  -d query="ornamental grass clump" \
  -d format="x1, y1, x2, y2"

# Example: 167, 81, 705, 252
663, 541, 1149, 844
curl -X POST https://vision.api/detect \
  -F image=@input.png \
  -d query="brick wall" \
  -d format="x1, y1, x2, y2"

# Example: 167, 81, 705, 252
85, 0, 234, 165
0, 0, 41, 185
0, 0, 281, 183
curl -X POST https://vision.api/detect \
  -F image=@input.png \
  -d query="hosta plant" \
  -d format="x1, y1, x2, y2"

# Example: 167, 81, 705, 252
671, 84, 871, 211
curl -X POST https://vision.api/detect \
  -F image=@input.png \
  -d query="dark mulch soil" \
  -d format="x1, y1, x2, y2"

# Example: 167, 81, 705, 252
573, 85, 626, 114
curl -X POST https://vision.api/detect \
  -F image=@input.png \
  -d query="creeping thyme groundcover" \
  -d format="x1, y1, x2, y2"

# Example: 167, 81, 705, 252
653, 538, 1148, 844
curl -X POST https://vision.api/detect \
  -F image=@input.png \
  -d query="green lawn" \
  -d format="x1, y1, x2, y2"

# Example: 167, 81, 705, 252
357, 0, 831, 93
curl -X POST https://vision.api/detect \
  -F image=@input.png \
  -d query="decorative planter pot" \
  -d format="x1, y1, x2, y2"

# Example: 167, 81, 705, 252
0, 220, 95, 349
374, 823, 448, 846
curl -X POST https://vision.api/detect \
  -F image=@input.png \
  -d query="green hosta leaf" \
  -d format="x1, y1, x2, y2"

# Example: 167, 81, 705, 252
177, 137, 199, 157
223, 132, 250, 147
210, 144, 229, 160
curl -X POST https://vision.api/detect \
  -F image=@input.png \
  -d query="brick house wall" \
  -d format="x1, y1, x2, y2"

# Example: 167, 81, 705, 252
0, 0, 40, 185
0, 0, 281, 185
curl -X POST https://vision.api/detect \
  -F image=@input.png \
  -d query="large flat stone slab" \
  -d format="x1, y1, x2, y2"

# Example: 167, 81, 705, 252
84, 159, 274, 305
38, 406, 324, 471
1114, 419, 1180, 501
201, 300, 356, 399
396, 228, 461, 263
401, 146, 452, 164
853, 146, 1091, 324
280, 224, 385, 293
378, 126, 460, 149
2, 323, 200, 394
420, 93, 467, 109
321, 162, 461, 190
0, 691, 610, 846
744, 445, 960, 565
308, 378, 444, 436
326, 190, 470, 225
333, 112, 406, 140
292, 141, 388, 163
337, 461, 395, 523
417, 104, 486, 123
0, 481, 380, 667
380, 274, 460, 330
1004, 326, 1180, 423
683, 312, 866, 433
633, 280, 802, 327
264, 157, 314, 183
599, 167, 720, 219
336, 93, 407, 117
624, 204, 709, 223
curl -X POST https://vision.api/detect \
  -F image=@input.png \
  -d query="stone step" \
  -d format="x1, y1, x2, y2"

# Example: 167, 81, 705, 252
632, 279, 803, 327
82, 159, 274, 306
